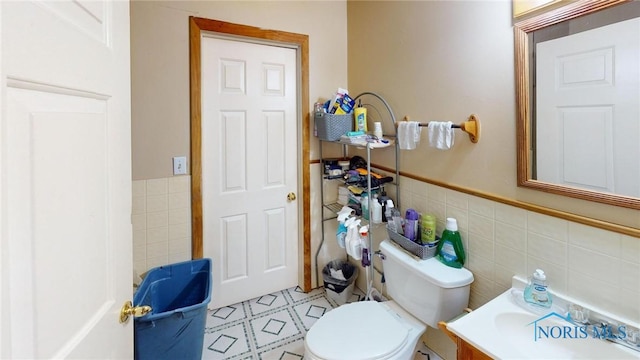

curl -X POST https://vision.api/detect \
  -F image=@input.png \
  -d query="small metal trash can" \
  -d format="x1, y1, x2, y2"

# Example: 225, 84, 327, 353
322, 259, 358, 305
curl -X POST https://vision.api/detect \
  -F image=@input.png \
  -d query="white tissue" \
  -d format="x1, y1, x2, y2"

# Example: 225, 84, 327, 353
337, 206, 354, 223
428, 121, 455, 150
329, 268, 347, 281
398, 121, 421, 150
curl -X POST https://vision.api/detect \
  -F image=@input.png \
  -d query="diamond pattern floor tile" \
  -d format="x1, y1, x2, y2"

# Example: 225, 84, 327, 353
203, 285, 442, 360
207, 303, 248, 328
202, 322, 252, 360
250, 308, 301, 349
248, 290, 290, 317
257, 337, 305, 360
292, 296, 334, 331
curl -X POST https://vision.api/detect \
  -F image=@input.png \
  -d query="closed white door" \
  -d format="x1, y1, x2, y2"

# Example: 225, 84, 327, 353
1, 1, 132, 358
536, 17, 640, 197
201, 36, 299, 309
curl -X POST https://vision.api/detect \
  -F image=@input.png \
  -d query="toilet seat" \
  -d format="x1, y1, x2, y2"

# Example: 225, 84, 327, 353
305, 301, 410, 360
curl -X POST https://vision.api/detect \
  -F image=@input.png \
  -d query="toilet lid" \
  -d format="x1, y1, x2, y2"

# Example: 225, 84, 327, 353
305, 301, 409, 360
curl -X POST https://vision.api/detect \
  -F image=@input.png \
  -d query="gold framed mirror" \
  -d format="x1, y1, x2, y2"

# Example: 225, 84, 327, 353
515, 0, 640, 210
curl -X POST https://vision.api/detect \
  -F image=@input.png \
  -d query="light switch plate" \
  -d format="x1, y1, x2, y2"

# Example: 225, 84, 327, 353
173, 156, 187, 175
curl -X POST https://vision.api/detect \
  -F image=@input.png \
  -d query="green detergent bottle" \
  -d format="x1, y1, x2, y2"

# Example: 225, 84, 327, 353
435, 218, 466, 268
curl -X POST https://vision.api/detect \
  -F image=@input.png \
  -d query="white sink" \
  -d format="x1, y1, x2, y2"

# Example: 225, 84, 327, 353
447, 280, 639, 359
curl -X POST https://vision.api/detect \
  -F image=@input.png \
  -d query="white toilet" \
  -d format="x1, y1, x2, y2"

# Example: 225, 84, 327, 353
304, 239, 474, 360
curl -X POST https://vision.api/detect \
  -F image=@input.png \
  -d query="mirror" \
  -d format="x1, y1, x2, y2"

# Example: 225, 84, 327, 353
515, 0, 640, 210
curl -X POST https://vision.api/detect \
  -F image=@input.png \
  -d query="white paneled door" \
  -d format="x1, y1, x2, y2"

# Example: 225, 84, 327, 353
1, 1, 132, 358
201, 36, 299, 309
536, 17, 640, 197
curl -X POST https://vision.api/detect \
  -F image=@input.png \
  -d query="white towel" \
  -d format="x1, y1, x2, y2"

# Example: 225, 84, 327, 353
428, 121, 455, 150
397, 121, 421, 150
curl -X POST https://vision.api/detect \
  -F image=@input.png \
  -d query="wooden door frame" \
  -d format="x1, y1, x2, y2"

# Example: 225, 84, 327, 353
189, 17, 311, 292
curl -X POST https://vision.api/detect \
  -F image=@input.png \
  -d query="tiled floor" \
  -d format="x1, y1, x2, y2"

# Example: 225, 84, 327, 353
202, 286, 443, 360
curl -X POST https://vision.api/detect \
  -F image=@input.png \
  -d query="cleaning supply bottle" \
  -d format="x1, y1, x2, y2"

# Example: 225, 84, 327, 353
385, 200, 400, 233
336, 222, 347, 248
385, 200, 395, 225
420, 213, 437, 245
371, 194, 382, 224
354, 100, 367, 132
345, 218, 362, 260
436, 218, 466, 268
359, 225, 370, 267
524, 269, 552, 308
404, 209, 419, 242
335, 206, 354, 249
391, 206, 404, 235
360, 193, 369, 220
379, 191, 390, 222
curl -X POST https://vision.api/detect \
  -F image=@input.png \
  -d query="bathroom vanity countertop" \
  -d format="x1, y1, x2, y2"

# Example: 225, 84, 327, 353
447, 280, 639, 359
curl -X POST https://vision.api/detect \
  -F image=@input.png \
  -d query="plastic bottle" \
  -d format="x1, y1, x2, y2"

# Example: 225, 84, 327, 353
373, 122, 383, 139
359, 226, 370, 267
420, 214, 437, 245
371, 194, 382, 224
404, 209, 419, 242
336, 222, 347, 248
385, 200, 395, 225
360, 193, 369, 220
379, 191, 390, 222
345, 218, 362, 260
354, 100, 367, 132
435, 218, 466, 268
386, 202, 404, 235
524, 269, 552, 308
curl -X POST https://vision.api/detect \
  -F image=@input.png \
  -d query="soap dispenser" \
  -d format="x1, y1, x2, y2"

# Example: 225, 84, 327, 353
524, 269, 552, 308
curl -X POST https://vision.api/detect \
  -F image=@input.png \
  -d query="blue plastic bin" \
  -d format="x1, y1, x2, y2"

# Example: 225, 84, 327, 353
133, 258, 212, 360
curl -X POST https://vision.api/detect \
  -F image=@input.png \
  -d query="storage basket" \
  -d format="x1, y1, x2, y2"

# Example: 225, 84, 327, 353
315, 113, 353, 141
386, 224, 439, 259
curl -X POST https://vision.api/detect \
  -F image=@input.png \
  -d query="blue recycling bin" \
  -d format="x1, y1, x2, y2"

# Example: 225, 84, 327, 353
133, 258, 212, 360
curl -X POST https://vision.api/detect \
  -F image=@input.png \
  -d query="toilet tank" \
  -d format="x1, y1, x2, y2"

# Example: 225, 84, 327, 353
379, 240, 474, 328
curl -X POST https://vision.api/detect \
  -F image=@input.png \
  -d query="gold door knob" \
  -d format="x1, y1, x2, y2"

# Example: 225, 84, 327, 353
119, 300, 152, 323
287, 192, 296, 201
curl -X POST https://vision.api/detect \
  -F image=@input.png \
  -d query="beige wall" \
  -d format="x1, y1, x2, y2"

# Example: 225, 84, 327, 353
344, 3, 639, 357
130, 0, 350, 288
130, 0, 348, 180
346, 0, 639, 230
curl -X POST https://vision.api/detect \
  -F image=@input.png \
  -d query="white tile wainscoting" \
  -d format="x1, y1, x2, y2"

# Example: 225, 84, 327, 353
132, 176, 192, 276
393, 176, 640, 324
131, 173, 640, 326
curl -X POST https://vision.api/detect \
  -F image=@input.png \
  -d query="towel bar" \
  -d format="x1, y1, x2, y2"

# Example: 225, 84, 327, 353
399, 114, 480, 143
